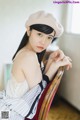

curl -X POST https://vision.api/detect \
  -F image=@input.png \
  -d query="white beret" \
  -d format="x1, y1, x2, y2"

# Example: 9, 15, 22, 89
25, 11, 64, 38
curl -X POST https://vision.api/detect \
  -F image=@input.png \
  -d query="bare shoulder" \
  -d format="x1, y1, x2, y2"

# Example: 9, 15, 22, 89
22, 50, 37, 61
20, 50, 38, 67
13, 49, 38, 66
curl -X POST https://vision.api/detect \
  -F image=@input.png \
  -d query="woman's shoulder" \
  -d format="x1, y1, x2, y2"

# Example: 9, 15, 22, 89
14, 49, 37, 63
22, 50, 38, 62
21, 50, 39, 71
15, 50, 38, 68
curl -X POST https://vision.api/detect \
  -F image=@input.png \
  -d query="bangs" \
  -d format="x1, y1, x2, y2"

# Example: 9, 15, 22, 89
30, 24, 54, 34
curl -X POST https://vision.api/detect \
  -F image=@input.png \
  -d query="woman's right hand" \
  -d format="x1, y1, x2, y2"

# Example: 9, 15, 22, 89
45, 56, 72, 80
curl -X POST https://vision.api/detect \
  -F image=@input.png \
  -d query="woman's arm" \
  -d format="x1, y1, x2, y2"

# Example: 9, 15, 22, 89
22, 51, 42, 89
45, 56, 72, 81
44, 49, 65, 73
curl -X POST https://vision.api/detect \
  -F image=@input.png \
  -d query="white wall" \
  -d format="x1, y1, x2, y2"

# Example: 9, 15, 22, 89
58, 33, 80, 110
0, 0, 63, 90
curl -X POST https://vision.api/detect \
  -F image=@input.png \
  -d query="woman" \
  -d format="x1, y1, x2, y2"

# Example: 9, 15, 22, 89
0, 11, 72, 120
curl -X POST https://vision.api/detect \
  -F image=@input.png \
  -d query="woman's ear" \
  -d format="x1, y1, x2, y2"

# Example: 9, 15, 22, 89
26, 26, 31, 36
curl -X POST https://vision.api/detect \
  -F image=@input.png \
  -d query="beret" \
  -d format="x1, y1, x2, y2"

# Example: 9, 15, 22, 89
25, 11, 64, 37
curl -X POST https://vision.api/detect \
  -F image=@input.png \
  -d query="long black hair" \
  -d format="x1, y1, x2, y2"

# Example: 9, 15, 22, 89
12, 24, 57, 63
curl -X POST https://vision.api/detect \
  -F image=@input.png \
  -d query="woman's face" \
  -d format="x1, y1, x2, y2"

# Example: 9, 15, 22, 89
26, 28, 55, 53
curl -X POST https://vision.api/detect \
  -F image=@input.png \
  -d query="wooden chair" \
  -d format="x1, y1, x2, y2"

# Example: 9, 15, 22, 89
25, 66, 64, 120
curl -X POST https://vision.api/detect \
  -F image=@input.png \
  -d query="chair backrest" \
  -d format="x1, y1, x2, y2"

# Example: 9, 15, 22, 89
38, 67, 64, 120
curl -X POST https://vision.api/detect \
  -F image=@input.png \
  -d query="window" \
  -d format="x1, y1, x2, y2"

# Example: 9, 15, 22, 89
71, 4, 80, 34
67, 4, 80, 34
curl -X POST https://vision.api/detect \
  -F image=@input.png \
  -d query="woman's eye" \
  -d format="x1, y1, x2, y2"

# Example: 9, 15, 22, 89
37, 33, 43, 36
48, 37, 53, 41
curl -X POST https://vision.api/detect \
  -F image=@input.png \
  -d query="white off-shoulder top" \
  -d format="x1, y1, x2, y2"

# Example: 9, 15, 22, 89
6, 74, 29, 98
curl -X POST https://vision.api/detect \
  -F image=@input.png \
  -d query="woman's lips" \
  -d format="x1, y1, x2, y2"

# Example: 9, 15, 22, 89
37, 46, 44, 50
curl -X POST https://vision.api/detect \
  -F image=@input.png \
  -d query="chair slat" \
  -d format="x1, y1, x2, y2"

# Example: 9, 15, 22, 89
38, 67, 64, 120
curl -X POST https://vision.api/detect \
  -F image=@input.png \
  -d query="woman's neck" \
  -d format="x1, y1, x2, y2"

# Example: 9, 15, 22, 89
25, 43, 35, 52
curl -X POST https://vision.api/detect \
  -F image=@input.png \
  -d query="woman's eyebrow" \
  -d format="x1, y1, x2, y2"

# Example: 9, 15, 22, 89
48, 35, 54, 37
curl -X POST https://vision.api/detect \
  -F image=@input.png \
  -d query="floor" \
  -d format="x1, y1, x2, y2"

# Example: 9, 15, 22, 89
48, 97, 80, 120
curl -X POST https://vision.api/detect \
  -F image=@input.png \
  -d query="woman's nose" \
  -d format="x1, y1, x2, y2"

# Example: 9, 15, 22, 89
40, 37, 46, 45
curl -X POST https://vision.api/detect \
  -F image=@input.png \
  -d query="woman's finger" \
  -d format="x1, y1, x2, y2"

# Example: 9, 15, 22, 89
66, 56, 72, 62
66, 63, 72, 70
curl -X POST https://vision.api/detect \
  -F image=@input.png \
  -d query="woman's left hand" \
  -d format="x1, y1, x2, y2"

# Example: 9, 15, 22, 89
49, 49, 72, 70
44, 49, 72, 73
49, 49, 65, 62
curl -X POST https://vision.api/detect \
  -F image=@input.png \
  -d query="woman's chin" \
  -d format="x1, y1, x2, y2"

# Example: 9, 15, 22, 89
35, 49, 45, 53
